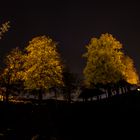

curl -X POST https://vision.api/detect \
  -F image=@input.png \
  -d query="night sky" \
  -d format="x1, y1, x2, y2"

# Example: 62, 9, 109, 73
0, 0, 140, 77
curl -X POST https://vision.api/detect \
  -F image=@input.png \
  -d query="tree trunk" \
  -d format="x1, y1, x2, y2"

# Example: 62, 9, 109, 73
116, 87, 120, 95
97, 95, 99, 101
120, 87, 124, 94
53, 87, 58, 110
5, 89, 9, 103
54, 88, 57, 100
107, 88, 112, 98
38, 89, 43, 103
83, 97, 85, 102
68, 92, 71, 103
90, 97, 93, 102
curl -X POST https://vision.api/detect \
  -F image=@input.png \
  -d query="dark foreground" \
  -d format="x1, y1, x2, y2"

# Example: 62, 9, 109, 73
0, 91, 140, 140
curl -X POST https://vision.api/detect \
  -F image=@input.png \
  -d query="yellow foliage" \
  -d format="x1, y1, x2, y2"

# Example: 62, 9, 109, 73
83, 33, 139, 87
1, 47, 24, 84
23, 36, 63, 90
122, 56, 139, 84
0, 21, 10, 39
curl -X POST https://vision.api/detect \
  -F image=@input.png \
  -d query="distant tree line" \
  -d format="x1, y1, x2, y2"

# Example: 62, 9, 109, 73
0, 28, 139, 103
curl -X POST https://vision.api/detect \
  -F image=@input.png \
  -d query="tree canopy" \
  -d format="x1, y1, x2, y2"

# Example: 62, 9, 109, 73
122, 55, 139, 84
0, 21, 10, 39
0, 47, 24, 102
1, 47, 24, 86
83, 33, 139, 88
23, 36, 64, 92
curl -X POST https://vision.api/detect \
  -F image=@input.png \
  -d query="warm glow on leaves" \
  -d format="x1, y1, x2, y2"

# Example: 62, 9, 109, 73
1, 47, 24, 85
83, 33, 124, 87
23, 36, 63, 91
122, 56, 139, 84
0, 21, 10, 39
83, 33, 139, 87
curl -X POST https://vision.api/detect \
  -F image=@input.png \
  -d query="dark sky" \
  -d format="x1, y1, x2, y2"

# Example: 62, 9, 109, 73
0, 0, 140, 77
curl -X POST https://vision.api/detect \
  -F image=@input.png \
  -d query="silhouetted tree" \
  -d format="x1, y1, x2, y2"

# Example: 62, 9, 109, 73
62, 68, 77, 103
23, 36, 64, 102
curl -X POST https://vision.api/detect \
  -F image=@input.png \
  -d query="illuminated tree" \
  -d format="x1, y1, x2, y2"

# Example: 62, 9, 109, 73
84, 33, 124, 86
83, 33, 139, 96
23, 36, 63, 101
0, 47, 24, 102
0, 21, 10, 39
122, 55, 139, 85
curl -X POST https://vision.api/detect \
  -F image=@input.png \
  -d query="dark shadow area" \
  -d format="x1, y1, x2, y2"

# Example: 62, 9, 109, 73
0, 90, 140, 139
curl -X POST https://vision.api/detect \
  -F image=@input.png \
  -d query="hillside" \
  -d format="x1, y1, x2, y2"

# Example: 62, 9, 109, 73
0, 90, 140, 139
